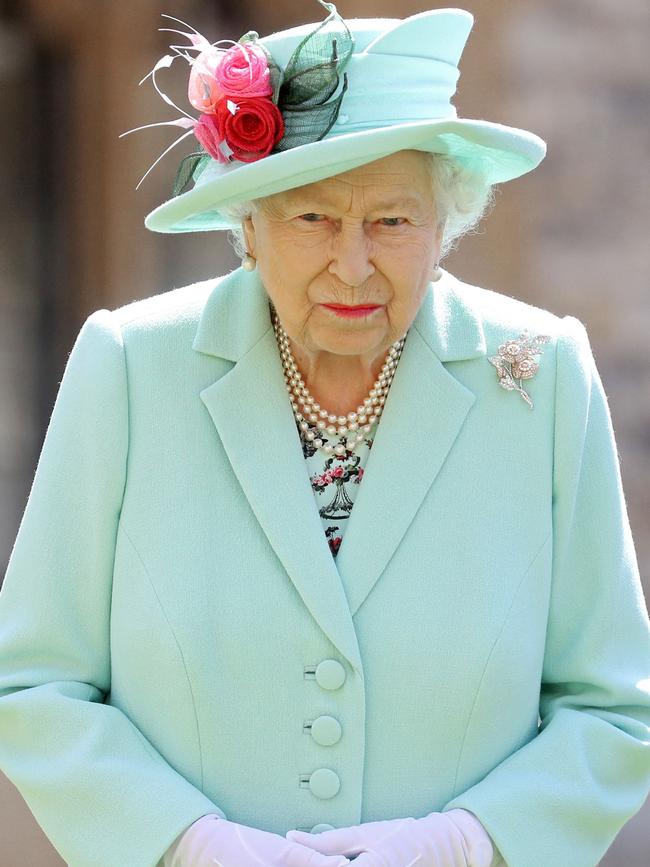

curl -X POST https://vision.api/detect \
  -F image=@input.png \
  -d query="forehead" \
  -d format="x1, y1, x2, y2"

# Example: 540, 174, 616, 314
275, 150, 433, 207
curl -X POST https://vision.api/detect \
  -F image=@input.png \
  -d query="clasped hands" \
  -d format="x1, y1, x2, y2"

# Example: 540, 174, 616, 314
286, 810, 482, 866
163, 807, 492, 867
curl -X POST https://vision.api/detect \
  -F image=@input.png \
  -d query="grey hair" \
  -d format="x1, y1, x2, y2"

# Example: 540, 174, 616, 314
219, 151, 496, 262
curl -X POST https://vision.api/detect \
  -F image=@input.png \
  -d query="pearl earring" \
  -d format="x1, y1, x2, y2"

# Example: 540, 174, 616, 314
431, 261, 442, 282
241, 252, 257, 272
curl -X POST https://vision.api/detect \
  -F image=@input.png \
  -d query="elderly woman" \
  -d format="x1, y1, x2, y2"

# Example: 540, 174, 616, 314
0, 4, 649, 867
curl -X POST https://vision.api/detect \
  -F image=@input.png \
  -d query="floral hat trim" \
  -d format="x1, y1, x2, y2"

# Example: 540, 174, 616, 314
119, 0, 354, 196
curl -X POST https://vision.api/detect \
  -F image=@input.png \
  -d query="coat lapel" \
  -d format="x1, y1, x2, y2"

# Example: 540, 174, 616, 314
334, 313, 482, 617
192, 266, 486, 673
193, 268, 364, 674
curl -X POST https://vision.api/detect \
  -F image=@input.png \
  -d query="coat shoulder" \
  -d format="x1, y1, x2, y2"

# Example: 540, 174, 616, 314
450, 272, 568, 342
107, 274, 229, 337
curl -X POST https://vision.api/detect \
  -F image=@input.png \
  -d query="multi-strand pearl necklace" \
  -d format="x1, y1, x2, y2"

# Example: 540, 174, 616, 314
271, 305, 408, 457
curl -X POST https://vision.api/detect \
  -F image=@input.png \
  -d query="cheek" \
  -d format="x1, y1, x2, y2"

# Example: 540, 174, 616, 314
379, 236, 435, 285
257, 225, 329, 271
255, 244, 320, 326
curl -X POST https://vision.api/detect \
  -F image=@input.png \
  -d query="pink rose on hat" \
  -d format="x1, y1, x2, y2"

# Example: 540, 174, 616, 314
214, 42, 273, 98
187, 45, 226, 114
193, 113, 229, 164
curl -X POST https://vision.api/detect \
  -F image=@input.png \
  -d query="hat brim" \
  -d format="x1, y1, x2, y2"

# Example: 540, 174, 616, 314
143, 116, 547, 234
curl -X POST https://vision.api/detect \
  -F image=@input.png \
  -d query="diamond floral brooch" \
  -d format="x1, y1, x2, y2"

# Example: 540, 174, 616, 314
488, 329, 551, 409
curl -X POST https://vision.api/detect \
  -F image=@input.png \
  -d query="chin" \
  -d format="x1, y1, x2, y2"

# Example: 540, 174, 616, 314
316, 327, 385, 352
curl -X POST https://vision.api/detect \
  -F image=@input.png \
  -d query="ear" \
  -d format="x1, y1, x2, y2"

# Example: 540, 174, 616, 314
242, 214, 256, 255
431, 218, 446, 273
436, 216, 447, 248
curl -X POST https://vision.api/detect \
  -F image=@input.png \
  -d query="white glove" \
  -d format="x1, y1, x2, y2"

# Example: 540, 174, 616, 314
161, 812, 352, 867
286, 807, 496, 867
443, 809, 501, 866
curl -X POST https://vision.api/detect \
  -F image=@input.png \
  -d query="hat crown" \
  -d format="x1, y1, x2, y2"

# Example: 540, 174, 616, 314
260, 9, 474, 68
365, 9, 473, 65
248, 8, 476, 148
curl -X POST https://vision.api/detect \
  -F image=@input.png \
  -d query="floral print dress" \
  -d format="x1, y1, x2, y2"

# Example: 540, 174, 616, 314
294, 416, 379, 559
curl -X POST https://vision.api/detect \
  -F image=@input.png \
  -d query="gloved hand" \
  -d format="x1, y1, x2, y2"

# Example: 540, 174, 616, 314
287, 808, 495, 867
162, 812, 352, 867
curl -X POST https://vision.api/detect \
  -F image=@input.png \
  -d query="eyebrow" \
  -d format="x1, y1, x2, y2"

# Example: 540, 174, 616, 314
371, 197, 423, 211
287, 194, 423, 211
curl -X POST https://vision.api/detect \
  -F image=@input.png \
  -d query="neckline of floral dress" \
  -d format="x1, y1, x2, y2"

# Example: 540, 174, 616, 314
296, 415, 378, 558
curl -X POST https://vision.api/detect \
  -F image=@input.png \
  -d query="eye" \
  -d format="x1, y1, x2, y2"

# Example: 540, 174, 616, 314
298, 213, 326, 222
379, 217, 407, 226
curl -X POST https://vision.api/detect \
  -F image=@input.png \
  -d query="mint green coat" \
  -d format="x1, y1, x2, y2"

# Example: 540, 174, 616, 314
1, 267, 649, 867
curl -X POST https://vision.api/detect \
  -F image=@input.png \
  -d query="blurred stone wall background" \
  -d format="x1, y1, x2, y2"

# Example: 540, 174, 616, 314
0, 0, 648, 864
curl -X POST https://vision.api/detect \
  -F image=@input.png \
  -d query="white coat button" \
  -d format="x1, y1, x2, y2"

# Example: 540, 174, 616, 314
311, 715, 342, 746
315, 659, 346, 690
309, 768, 340, 799
310, 823, 336, 833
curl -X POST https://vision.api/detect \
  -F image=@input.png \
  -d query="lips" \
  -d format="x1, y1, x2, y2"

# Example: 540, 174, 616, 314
323, 304, 381, 310
321, 303, 383, 319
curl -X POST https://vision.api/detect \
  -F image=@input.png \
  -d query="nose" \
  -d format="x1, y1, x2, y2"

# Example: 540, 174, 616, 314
327, 222, 376, 288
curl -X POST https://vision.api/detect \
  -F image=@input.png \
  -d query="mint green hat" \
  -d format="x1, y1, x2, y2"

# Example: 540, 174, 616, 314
129, 1, 547, 234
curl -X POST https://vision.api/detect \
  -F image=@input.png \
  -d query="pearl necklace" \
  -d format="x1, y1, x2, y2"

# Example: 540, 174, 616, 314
270, 305, 407, 457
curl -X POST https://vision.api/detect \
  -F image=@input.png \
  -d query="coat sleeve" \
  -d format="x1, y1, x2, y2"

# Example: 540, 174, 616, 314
441, 314, 650, 866
0, 310, 226, 867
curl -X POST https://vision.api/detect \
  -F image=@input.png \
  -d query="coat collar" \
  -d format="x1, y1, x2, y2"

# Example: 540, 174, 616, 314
192, 266, 486, 676
193, 265, 487, 363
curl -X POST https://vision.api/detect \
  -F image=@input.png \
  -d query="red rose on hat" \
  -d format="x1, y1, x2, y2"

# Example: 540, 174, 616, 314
213, 97, 285, 162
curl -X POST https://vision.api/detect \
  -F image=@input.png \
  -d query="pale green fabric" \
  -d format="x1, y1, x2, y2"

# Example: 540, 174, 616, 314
0, 266, 648, 867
